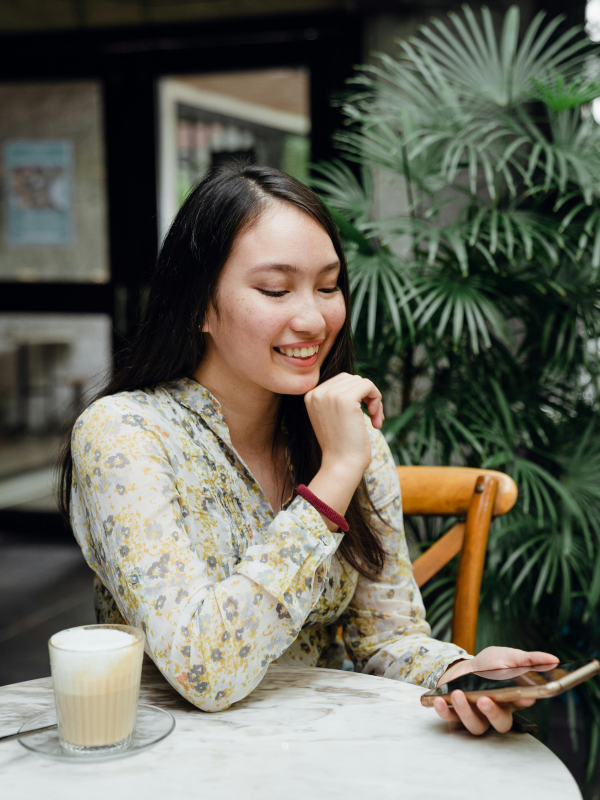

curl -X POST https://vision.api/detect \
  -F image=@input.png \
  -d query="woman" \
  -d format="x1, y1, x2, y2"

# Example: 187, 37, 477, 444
60, 163, 556, 735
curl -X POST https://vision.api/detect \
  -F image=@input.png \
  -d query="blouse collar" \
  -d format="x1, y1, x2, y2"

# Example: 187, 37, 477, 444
163, 377, 233, 447
163, 376, 295, 509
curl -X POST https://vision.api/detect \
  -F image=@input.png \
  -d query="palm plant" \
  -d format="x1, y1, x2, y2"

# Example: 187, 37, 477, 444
311, 4, 600, 786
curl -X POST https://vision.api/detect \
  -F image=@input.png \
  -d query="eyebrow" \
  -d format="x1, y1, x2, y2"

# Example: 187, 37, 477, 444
247, 261, 341, 276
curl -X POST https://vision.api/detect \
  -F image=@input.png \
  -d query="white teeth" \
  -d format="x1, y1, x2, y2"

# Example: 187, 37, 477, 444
277, 344, 320, 357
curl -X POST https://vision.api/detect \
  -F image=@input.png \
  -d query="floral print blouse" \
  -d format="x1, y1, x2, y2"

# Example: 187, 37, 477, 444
70, 378, 470, 712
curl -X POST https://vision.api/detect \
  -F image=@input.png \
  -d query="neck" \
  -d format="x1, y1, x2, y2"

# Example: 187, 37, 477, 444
193, 355, 282, 456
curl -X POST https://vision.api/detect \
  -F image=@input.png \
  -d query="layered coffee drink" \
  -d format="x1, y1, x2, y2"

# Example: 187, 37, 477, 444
49, 624, 145, 754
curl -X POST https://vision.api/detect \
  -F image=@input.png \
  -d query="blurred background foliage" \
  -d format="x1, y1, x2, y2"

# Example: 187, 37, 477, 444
311, 4, 600, 785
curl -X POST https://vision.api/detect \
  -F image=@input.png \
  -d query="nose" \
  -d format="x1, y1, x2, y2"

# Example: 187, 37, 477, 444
288, 291, 326, 335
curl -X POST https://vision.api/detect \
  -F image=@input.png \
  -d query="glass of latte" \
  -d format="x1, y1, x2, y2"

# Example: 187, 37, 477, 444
48, 624, 145, 755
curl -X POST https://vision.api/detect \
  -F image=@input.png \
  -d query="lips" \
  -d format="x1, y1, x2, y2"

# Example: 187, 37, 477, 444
273, 348, 319, 367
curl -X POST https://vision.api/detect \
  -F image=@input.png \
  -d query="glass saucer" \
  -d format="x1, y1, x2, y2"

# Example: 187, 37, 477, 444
18, 704, 175, 762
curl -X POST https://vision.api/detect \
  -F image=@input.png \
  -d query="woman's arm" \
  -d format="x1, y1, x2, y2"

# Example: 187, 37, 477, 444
341, 421, 472, 689
340, 421, 559, 734
71, 398, 341, 712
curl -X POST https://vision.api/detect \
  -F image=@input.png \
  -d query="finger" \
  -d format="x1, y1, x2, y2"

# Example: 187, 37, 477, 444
487, 698, 535, 713
510, 698, 536, 710
433, 697, 461, 724
365, 396, 384, 428
318, 375, 384, 427
344, 377, 381, 405
325, 373, 357, 388
451, 691, 490, 735
504, 649, 559, 667
310, 372, 358, 394
321, 374, 381, 403
332, 376, 383, 424
523, 651, 559, 665
476, 697, 514, 734
355, 379, 383, 427
310, 372, 355, 397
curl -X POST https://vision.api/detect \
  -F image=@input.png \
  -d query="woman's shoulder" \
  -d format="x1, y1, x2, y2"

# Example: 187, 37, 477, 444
72, 387, 170, 444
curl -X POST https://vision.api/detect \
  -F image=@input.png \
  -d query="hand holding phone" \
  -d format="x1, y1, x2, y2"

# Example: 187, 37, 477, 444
422, 659, 600, 707
422, 655, 600, 736
423, 646, 559, 735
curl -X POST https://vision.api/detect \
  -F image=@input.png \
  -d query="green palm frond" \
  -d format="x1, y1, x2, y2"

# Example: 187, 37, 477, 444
333, 124, 408, 175
414, 6, 588, 107
553, 419, 600, 542
310, 160, 374, 226
325, 204, 374, 256
384, 396, 485, 465
347, 249, 416, 342
411, 272, 506, 353
530, 75, 600, 111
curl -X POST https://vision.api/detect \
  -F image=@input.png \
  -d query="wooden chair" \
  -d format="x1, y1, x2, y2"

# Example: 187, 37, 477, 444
397, 466, 518, 655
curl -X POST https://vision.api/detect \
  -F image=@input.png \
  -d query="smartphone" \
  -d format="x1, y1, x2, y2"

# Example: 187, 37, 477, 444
420, 659, 600, 707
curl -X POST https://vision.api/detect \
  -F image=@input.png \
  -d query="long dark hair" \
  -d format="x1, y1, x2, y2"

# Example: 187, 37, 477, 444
59, 163, 385, 580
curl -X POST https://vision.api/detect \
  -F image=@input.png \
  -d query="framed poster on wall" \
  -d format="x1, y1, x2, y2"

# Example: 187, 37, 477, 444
4, 139, 74, 247
0, 81, 108, 283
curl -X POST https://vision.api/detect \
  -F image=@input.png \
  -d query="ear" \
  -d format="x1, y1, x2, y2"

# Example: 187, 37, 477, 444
201, 301, 217, 334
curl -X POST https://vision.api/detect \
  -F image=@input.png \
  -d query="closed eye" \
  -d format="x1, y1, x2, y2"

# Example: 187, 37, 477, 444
258, 287, 340, 298
258, 289, 288, 297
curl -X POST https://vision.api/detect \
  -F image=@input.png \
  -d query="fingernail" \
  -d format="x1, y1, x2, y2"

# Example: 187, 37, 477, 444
480, 700, 491, 711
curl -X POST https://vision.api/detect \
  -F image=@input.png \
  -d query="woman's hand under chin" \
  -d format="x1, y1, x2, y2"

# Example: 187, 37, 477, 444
432, 646, 559, 735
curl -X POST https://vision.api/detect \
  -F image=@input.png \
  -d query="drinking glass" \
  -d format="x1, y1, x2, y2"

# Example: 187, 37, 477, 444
48, 623, 145, 755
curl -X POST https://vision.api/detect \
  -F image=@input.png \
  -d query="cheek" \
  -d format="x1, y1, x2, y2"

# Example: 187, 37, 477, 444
324, 296, 347, 335
220, 293, 286, 343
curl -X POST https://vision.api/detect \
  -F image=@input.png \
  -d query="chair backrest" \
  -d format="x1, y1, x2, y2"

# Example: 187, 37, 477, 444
397, 466, 518, 654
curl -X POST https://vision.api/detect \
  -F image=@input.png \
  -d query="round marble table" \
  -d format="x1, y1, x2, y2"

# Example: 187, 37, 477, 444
0, 662, 581, 799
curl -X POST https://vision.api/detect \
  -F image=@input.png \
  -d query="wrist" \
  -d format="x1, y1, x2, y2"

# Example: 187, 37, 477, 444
297, 484, 349, 533
320, 456, 365, 485
305, 466, 356, 533
437, 658, 472, 688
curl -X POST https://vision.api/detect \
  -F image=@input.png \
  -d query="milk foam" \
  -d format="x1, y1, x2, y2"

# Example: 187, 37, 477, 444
50, 627, 134, 652
50, 627, 139, 685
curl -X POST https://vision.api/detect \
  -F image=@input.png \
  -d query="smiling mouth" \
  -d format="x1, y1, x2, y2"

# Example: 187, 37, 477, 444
274, 344, 320, 359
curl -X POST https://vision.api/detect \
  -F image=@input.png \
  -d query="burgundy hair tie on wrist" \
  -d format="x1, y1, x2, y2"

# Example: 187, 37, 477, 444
296, 484, 349, 532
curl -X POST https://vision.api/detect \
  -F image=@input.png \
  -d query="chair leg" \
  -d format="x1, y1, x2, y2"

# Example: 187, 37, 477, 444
451, 475, 498, 654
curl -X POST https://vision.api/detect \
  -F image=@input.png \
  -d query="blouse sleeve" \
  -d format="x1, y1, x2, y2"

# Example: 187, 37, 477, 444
341, 419, 473, 689
70, 399, 341, 712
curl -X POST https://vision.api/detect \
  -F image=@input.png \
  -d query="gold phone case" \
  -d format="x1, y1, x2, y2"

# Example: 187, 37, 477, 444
420, 659, 600, 707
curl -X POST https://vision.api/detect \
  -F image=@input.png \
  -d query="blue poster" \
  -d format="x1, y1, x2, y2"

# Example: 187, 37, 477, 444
4, 139, 74, 246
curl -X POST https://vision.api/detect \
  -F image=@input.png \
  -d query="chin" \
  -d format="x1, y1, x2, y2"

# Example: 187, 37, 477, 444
271, 371, 320, 396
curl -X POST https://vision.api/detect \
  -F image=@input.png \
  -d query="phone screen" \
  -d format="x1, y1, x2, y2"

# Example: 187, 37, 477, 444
436, 660, 592, 695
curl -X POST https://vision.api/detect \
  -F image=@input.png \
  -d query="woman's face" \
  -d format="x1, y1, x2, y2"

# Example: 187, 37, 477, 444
201, 201, 346, 397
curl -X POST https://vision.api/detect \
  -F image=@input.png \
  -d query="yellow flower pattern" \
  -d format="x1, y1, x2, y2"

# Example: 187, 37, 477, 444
70, 378, 470, 712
